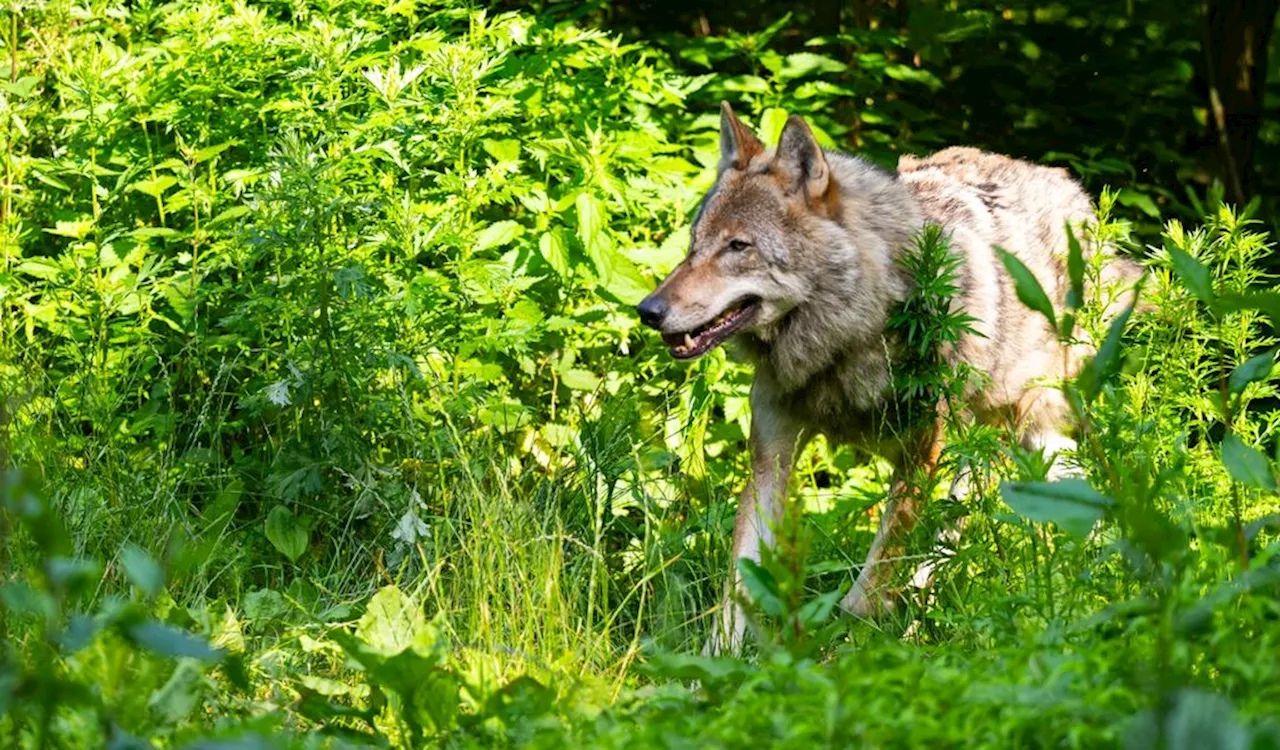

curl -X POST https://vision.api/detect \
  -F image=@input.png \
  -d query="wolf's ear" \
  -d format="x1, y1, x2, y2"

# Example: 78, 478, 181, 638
719, 101, 764, 172
774, 115, 830, 202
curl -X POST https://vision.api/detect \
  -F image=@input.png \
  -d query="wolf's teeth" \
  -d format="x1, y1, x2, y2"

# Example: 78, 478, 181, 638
684, 333, 695, 349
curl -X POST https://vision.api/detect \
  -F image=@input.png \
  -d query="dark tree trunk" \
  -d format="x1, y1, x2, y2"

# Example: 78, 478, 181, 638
1202, 0, 1280, 204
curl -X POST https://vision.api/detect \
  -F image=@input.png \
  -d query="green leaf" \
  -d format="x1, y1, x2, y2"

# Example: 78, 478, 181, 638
599, 254, 651, 305
559, 368, 599, 391
884, 64, 943, 89
1167, 246, 1215, 307
119, 544, 164, 598
45, 557, 102, 596
999, 479, 1112, 537
539, 230, 571, 278
243, 588, 288, 622
264, 505, 309, 562
1078, 296, 1136, 401
1221, 434, 1276, 491
794, 588, 842, 629
736, 558, 785, 618
996, 247, 1057, 332
1219, 291, 1280, 331
294, 685, 373, 724
44, 220, 94, 240
188, 141, 236, 164
1176, 565, 1280, 636
481, 138, 520, 162
777, 52, 847, 80
127, 620, 225, 662
148, 659, 204, 724
0, 582, 55, 621
355, 585, 426, 655
2, 75, 38, 98
1116, 187, 1160, 218
1065, 222, 1085, 311
1122, 690, 1248, 750
59, 613, 101, 653
637, 651, 752, 690
759, 107, 789, 145
474, 220, 523, 252
205, 205, 252, 230
1228, 350, 1275, 395
130, 176, 178, 199
15, 258, 61, 280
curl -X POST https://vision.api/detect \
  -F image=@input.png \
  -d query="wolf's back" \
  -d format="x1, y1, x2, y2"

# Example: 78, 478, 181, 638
895, 147, 1142, 404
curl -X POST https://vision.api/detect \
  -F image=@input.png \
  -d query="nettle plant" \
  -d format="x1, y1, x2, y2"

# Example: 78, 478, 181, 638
990, 199, 1280, 742
6, 0, 727, 557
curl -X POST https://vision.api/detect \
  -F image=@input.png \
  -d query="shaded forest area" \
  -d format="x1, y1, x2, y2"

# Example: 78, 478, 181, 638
553, 0, 1280, 234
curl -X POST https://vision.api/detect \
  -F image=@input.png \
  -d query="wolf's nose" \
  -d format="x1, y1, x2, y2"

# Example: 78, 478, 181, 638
636, 295, 667, 329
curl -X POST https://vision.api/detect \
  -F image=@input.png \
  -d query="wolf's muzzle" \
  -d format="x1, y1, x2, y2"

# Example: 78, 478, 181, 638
636, 295, 668, 329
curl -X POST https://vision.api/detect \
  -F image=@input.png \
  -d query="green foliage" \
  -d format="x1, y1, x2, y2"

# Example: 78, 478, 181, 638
4, 0, 1280, 747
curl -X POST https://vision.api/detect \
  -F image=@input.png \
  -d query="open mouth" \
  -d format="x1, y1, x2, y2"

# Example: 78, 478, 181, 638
661, 298, 761, 359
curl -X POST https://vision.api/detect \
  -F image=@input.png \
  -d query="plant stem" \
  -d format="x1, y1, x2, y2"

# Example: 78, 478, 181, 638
1217, 313, 1249, 569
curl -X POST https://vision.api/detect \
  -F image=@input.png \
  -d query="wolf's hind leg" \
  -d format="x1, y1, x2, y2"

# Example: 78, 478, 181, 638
908, 465, 973, 593
840, 428, 943, 618
1023, 429, 1079, 480
841, 488, 922, 617
1019, 387, 1079, 480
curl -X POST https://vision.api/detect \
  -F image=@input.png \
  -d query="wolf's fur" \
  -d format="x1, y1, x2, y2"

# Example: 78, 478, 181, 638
638, 104, 1142, 653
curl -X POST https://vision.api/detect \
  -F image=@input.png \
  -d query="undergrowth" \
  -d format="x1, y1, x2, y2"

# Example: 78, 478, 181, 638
4, 0, 1280, 747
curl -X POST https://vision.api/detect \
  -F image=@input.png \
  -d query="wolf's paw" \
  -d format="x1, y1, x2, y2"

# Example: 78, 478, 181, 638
840, 583, 895, 619
703, 603, 747, 656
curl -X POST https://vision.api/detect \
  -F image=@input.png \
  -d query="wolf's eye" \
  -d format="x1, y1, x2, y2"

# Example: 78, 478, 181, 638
726, 239, 750, 253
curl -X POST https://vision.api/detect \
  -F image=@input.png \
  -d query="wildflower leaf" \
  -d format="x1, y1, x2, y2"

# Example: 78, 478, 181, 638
1000, 479, 1113, 537
1167, 246, 1215, 307
996, 247, 1057, 332
120, 544, 164, 598
264, 506, 309, 562
1228, 350, 1275, 395
1065, 222, 1085, 311
127, 621, 225, 663
1221, 434, 1276, 491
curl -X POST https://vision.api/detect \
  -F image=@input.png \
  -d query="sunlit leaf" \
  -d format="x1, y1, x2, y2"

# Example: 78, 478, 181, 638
355, 585, 425, 655
474, 220, 523, 252
130, 176, 178, 199
15, 258, 61, 280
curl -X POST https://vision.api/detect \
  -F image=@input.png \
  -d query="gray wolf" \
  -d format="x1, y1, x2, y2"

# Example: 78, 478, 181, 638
636, 102, 1143, 653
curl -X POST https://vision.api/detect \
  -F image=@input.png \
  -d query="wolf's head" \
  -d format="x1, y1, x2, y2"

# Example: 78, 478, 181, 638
637, 102, 841, 359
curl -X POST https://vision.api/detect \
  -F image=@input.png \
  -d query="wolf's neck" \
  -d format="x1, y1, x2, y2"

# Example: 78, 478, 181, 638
742, 153, 922, 394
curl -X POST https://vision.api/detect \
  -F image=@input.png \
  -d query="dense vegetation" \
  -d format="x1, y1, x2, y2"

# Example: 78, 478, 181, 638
4, 0, 1280, 746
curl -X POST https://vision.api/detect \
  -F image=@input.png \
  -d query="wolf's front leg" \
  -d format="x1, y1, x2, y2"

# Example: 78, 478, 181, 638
704, 403, 804, 656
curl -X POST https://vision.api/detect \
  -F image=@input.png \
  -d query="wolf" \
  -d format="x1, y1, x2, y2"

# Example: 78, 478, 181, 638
636, 102, 1142, 654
